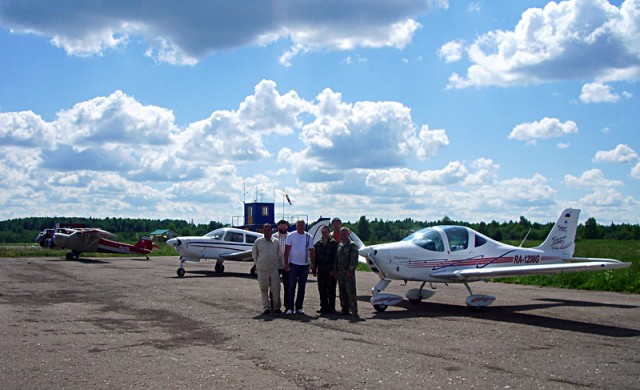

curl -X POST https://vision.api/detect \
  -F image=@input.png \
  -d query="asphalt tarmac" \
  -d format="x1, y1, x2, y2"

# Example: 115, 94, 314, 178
1, 256, 638, 389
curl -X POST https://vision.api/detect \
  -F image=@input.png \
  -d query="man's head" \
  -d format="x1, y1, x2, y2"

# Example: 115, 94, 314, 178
263, 223, 272, 239
277, 219, 288, 234
320, 225, 330, 239
331, 217, 341, 231
340, 227, 351, 243
295, 219, 306, 233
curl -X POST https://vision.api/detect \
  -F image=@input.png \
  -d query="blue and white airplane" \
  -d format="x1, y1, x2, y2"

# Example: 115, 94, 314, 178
358, 208, 631, 311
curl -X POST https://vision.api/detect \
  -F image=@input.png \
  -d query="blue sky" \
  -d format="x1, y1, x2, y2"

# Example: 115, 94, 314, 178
1, 0, 638, 226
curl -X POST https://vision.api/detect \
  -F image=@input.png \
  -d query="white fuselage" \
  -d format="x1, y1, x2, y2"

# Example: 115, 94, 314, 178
167, 227, 261, 262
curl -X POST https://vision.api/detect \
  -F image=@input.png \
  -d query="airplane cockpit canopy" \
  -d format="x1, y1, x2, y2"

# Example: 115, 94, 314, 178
205, 228, 261, 244
403, 228, 445, 252
404, 226, 476, 252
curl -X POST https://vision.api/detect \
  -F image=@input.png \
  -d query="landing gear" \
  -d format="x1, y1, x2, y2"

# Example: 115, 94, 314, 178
373, 304, 388, 312
405, 281, 436, 304
463, 282, 496, 309
249, 264, 257, 278
177, 257, 186, 278
65, 251, 79, 261
214, 263, 225, 273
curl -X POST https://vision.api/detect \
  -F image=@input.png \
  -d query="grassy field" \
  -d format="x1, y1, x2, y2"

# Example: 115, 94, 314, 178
3, 240, 638, 294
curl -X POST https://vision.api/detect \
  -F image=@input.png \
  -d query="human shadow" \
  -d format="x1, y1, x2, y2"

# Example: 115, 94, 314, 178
171, 270, 257, 280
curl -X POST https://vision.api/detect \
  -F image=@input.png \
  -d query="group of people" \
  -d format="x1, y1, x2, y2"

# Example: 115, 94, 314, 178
251, 217, 360, 318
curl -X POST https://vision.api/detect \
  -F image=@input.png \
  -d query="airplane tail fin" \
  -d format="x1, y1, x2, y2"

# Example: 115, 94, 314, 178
535, 208, 580, 257
308, 218, 330, 243
134, 236, 153, 252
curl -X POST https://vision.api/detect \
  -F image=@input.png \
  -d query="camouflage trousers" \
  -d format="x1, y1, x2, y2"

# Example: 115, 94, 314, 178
337, 273, 357, 315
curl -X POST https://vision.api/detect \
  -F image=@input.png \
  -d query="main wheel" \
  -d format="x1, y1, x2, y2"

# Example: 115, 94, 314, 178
408, 297, 423, 305
249, 265, 257, 278
373, 304, 388, 312
214, 263, 225, 273
65, 252, 73, 260
177, 268, 185, 278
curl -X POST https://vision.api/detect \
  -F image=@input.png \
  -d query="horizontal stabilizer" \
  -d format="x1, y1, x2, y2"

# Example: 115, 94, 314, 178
431, 261, 631, 280
219, 249, 253, 261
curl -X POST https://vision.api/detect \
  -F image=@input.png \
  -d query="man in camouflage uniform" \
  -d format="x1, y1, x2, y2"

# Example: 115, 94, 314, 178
335, 227, 359, 317
314, 225, 338, 314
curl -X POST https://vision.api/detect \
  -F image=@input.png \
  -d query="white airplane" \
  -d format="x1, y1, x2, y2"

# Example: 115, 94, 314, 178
167, 219, 330, 278
358, 208, 631, 311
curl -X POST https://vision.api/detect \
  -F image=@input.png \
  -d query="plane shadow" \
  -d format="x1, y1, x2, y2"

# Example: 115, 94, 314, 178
172, 270, 257, 280
47, 258, 110, 264
361, 296, 640, 338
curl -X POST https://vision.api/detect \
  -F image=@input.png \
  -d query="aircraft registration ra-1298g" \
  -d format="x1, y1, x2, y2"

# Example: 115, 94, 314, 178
358, 208, 631, 311
167, 219, 330, 278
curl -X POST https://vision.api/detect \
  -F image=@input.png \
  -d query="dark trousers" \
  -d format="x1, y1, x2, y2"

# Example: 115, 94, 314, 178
317, 271, 337, 312
286, 264, 309, 311
338, 274, 358, 315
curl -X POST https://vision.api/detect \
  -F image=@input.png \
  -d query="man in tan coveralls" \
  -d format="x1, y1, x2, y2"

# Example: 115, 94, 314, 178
252, 223, 281, 315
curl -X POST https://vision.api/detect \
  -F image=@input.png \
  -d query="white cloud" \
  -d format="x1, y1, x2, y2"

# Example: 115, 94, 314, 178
632, 162, 640, 179
564, 169, 624, 188
0, 1, 443, 65
0, 111, 56, 148
508, 117, 578, 144
438, 40, 464, 63
593, 144, 638, 163
445, 0, 640, 89
580, 82, 620, 103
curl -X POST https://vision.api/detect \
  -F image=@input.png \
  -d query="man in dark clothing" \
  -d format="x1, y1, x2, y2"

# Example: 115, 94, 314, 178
313, 225, 338, 314
336, 227, 359, 317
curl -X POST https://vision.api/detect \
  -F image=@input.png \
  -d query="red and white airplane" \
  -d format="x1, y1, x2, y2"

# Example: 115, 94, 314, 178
358, 208, 631, 311
37, 224, 154, 260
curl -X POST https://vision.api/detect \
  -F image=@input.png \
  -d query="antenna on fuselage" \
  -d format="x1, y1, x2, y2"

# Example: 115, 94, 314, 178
519, 228, 532, 247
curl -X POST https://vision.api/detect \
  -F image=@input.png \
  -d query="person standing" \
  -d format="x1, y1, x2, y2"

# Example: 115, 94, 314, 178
252, 223, 281, 315
331, 217, 342, 242
284, 219, 316, 315
336, 227, 359, 317
274, 219, 290, 310
314, 225, 338, 314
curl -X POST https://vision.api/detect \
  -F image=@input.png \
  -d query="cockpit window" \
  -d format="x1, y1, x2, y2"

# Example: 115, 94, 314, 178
224, 231, 245, 243
245, 234, 259, 244
442, 226, 469, 252
205, 229, 225, 240
403, 228, 445, 252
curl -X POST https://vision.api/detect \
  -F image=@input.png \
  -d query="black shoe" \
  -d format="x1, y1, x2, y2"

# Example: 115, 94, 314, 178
340, 310, 350, 315
273, 309, 283, 314
262, 309, 270, 315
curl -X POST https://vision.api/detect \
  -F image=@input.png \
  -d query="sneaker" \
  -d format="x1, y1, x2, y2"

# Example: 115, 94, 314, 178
285, 309, 293, 315
296, 309, 305, 315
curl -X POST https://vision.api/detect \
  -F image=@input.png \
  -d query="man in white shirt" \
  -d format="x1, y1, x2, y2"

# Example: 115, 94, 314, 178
284, 219, 316, 315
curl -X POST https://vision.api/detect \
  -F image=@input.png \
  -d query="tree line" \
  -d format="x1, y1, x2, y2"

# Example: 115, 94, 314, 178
0, 215, 638, 244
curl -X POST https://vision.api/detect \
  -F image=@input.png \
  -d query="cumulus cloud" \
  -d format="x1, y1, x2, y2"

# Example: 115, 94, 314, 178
580, 82, 621, 103
593, 144, 638, 163
0, 0, 444, 65
508, 117, 578, 144
438, 40, 464, 63
632, 162, 640, 179
564, 169, 624, 188
444, 0, 640, 89
0, 111, 56, 148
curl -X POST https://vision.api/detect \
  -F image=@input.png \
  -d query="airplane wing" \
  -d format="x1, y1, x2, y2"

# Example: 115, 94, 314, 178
430, 258, 631, 281
219, 249, 253, 262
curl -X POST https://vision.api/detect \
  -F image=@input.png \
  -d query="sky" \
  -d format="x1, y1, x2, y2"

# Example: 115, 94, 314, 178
0, 0, 639, 227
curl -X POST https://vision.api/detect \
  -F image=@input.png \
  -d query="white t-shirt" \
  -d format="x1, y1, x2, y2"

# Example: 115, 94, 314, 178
285, 231, 313, 266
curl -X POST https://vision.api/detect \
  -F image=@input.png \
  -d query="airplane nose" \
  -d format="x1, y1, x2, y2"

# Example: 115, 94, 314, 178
359, 247, 376, 258
166, 238, 179, 247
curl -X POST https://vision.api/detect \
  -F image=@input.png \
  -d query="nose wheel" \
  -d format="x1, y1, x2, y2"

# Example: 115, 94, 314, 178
177, 267, 185, 277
